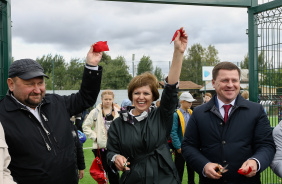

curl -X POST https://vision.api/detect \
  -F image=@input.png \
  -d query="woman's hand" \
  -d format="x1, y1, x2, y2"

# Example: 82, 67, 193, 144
86, 43, 103, 66
168, 27, 188, 85
174, 27, 188, 54
115, 155, 130, 171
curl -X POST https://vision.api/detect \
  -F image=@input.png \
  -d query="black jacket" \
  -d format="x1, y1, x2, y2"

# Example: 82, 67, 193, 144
107, 83, 180, 184
72, 124, 85, 171
181, 95, 275, 184
0, 67, 102, 184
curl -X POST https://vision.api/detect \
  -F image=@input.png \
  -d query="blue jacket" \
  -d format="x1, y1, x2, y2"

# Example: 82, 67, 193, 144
171, 109, 192, 150
181, 95, 276, 184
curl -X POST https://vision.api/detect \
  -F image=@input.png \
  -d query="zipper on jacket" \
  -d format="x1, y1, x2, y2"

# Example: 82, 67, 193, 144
38, 107, 57, 155
42, 114, 48, 121
22, 107, 56, 155
41, 111, 59, 148
37, 127, 51, 151
39, 113, 50, 135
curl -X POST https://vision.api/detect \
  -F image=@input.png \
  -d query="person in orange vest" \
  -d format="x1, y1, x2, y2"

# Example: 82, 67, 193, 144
171, 92, 196, 184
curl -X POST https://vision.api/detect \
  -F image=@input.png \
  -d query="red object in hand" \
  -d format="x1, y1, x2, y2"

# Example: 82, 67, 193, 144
93, 41, 109, 52
170, 29, 184, 44
238, 166, 252, 175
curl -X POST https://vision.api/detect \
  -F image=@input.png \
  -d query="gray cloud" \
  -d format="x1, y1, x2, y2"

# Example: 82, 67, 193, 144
12, 0, 249, 74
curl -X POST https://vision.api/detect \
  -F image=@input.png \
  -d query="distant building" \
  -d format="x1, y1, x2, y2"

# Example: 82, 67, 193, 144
159, 81, 203, 106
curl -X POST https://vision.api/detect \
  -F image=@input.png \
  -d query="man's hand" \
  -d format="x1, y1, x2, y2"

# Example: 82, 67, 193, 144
79, 170, 84, 179
86, 44, 103, 66
177, 148, 181, 154
239, 159, 257, 177
204, 163, 224, 179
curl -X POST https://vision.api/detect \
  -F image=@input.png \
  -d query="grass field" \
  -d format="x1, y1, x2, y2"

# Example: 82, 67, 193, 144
79, 139, 201, 184
79, 116, 281, 184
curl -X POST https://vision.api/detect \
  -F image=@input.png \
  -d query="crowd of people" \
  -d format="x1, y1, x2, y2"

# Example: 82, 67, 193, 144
0, 27, 281, 184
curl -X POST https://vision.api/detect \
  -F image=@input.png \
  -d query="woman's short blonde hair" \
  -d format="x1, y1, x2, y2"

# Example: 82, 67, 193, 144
128, 72, 159, 101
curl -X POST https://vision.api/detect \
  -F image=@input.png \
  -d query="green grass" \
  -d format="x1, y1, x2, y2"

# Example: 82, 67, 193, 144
79, 139, 97, 184
269, 115, 279, 127
79, 138, 280, 184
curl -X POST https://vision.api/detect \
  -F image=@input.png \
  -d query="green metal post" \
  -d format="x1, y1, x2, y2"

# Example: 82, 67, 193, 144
0, 0, 11, 99
248, 0, 258, 102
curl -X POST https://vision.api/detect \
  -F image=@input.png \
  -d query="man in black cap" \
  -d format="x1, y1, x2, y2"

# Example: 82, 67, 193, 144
0, 44, 103, 184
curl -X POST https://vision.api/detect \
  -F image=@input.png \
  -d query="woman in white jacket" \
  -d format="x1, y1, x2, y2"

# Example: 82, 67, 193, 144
83, 90, 120, 184
271, 120, 282, 178
0, 123, 16, 184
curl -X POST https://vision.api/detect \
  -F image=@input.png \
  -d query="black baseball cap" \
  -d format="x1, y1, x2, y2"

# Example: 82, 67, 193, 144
8, 59, 49, 79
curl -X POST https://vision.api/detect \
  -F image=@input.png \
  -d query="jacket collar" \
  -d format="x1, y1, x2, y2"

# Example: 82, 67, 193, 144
204, 94, 249, 112
4, 90, 50, 112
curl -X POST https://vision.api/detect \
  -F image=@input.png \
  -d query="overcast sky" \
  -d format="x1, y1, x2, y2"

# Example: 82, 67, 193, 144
11, 0, 249, 75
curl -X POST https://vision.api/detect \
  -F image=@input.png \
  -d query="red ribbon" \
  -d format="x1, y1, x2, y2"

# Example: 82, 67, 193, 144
93, 41, 109, 52
170, 29, 184, 44
237, 166, 252, 175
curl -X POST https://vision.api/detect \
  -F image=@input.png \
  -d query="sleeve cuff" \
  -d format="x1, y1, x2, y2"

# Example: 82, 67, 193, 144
250, 158, 261, 172
111, 154, 120, 163
202, 162, 210, 177
164, 77, 179, 88
85, 64, 99, 70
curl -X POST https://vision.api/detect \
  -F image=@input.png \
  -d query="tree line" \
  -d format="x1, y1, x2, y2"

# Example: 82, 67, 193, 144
34, 43, 240, 90
240, 52, 282, 90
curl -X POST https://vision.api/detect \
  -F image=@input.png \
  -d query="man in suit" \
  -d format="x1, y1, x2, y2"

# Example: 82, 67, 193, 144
181, 61, 276, 184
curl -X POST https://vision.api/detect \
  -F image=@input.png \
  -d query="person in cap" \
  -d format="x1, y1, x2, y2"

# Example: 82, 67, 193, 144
120, 98, 132, 110
170, 91, 196, 184
181, 62, 275, 184
0, 43, 103, 184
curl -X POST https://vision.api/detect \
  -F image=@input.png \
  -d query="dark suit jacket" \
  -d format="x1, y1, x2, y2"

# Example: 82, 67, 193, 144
181, 95, 275, 184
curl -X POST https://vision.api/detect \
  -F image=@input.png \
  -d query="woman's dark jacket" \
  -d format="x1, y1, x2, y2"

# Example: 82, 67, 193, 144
107, 83, 180, 184
0, 67, 102, 184
181, 95, 276, 184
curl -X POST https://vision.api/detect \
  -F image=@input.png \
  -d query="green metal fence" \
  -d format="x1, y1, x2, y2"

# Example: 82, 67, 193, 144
252, 1, 282, 183
255, 1, 282, 126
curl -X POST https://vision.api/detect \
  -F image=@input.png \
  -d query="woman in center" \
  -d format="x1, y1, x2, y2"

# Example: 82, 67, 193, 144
107, 27, 188, 184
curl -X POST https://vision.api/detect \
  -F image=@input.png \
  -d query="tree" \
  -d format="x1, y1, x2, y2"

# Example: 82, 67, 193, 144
137, 55, 153, 75
240, 52, 266, 70
204, 45, 220, 66
180, 44, 220, 85
37, 54, 67, 90
261, 68, 282, 88
44, 71, 54, 91
154, 66, 163, 81
100, 52, 112, 64
240, 54, 249, 69
180, 43, 205, 84
64, 58, 84, 89
100, 56, 132, 89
